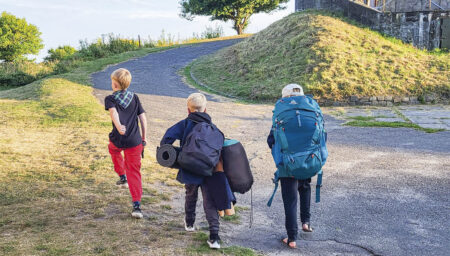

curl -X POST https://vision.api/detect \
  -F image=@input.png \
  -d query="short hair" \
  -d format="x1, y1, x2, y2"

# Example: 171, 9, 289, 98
187, 93, 207, 112
111, 68, 132, 90
282, 83, 304, 98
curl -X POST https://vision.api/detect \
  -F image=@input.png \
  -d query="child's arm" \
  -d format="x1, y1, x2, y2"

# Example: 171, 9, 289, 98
138, 113, 147, 143
108, 107, 126, 135
160, 120, 185, 145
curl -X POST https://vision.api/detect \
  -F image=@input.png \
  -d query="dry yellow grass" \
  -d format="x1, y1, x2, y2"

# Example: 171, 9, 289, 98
0, 46, 257, 255
0, 77, 189, 255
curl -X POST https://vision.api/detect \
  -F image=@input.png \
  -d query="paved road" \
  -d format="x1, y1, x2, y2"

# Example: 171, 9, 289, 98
92, 39, 242, 100
92, 40, 450, 256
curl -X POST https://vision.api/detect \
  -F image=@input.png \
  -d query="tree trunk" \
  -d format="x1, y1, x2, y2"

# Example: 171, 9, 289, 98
234, 20, 245, 35
237, 25, 243, 35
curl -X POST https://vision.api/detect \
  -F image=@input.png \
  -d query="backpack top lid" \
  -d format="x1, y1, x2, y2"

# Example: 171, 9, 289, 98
273, 95, 320, 119
185, 122, 224, 151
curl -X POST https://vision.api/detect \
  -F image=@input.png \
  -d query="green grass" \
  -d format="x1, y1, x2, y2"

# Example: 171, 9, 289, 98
345, 120, 445, 133
222, 205, 249, 224
348, 116, 376, 121
189, 10, 450, 102
187, 232, 258, 256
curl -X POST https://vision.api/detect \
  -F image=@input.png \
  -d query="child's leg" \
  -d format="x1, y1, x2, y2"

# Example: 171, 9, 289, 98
200, 184, 220, 239
185, 184, 200, 226
108, 141, 126, 176
298, 178, 312, 224
123, 144, 143, 202
280, 177, 299, 241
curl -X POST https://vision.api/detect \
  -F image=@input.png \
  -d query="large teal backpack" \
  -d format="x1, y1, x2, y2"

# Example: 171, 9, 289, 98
267, 95, 328, 206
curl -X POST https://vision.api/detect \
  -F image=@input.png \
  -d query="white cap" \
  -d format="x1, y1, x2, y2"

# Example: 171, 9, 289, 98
282, 83, 304, 98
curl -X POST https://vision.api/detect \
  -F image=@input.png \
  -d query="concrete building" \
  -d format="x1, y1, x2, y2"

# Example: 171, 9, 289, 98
295, 0, 450, 49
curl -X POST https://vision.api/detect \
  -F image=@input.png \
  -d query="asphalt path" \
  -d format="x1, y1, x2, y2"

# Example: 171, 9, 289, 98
92, 40, 450, 256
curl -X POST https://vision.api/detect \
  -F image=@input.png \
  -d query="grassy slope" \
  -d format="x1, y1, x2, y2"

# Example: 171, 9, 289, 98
0, 46, 256, 255
190, 11, 450, 102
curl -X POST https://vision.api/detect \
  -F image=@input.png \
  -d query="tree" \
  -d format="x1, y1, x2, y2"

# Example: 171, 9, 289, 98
180, 0, 289, 35
45, 45, 76, 62
0, 12, 43, 62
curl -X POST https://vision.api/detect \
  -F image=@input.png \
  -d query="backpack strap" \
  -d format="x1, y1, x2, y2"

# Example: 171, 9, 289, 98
274, 128, 289, 152
315, 169, 323, 203
267, 170, 280, 207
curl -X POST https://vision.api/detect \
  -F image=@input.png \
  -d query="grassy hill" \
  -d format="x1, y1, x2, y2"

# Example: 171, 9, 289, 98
189, 11, 450, 102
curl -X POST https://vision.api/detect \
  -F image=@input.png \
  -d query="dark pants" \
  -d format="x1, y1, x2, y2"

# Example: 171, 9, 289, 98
280, 177, 311, 241
185, 184, 219, 236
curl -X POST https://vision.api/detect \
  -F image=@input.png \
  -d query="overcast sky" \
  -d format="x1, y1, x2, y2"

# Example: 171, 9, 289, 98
1, 0, 295, 61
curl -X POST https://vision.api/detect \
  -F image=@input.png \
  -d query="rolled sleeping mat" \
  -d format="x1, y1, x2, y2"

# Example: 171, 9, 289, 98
222, 139, 253, 194
156, 144, 180, 169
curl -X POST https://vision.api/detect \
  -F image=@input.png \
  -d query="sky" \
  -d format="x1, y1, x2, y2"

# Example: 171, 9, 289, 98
1, 0, 295, 61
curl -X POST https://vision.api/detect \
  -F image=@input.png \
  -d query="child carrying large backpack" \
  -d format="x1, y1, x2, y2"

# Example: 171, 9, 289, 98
267, 84, 328, 249
160, 93, 227, 249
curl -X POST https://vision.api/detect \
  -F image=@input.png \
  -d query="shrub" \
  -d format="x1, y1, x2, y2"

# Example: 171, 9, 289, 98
0, 61, 54, 87
45, 45, 76, 62
78, 34, 154, 59
201, 25, 224, 39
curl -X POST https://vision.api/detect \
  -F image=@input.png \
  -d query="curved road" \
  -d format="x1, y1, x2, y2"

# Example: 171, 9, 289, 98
92, 40, 450, 256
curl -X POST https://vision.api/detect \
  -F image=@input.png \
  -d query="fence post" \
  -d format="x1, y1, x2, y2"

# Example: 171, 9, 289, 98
138, 35, 141, 48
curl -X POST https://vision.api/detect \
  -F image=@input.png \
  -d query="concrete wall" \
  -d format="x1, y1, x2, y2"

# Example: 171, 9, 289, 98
296, 0, 450, 12
384, 0, 450, 12
295, 0, 450, 49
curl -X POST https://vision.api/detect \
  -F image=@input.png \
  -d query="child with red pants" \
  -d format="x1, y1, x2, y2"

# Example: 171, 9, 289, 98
105, 68, 147, 219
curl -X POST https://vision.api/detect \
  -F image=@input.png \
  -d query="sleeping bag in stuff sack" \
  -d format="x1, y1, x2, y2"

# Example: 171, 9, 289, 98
222, 139, 253, 194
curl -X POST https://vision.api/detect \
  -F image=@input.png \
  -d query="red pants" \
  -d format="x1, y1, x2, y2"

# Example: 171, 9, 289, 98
108, 141, 143, 202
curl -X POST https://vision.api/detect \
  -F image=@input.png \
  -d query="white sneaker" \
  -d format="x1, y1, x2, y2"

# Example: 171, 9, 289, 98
184, 219, 195, 232
207, 239, 221, 249
131, 207, 143, 219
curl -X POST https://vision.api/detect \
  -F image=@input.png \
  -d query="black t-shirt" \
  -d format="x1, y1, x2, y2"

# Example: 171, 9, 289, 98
105, 94, 145, 148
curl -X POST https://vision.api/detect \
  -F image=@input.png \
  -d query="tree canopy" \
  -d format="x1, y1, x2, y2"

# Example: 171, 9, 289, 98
0, 12, 43, 62
180, 0, 289, 35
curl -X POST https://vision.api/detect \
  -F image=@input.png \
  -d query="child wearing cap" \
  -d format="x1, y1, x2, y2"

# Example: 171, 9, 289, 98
267, 83, 315, 249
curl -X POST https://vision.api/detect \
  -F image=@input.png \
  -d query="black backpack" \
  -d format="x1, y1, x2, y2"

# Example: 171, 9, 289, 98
177, 121, 224, 176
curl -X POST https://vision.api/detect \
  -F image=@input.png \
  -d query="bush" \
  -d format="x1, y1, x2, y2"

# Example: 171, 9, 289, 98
201, 25, 224, 39
78, 34, 154, 59
0, 61, 54, 87
45, 45, 76, 62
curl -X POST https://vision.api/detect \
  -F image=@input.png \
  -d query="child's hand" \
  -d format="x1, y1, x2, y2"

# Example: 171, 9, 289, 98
119, 125, 126, 135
